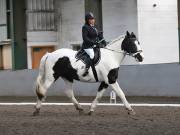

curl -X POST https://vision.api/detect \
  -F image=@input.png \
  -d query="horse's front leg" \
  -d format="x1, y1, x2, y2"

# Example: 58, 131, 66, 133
88, 82, 108, 115
63, 79, 84, 114
110, 81, 136, 115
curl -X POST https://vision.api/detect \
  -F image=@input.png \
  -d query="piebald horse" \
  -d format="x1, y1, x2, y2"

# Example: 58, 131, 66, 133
33, 31, 144, 116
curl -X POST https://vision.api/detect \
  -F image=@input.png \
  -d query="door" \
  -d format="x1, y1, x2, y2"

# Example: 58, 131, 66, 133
31, 46, 55, 69
0, 46, 2, 69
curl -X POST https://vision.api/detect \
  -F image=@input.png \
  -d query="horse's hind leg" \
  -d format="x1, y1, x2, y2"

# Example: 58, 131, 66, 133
63, 79, 84, 114
33, 76, 53, 116
88, 82, 108, 115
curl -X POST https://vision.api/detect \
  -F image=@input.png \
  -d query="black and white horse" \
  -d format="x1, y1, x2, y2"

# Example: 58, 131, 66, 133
33, 31, 144, 116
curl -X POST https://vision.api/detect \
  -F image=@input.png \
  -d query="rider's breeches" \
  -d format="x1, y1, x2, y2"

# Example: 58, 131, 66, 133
84, 48, 94, 59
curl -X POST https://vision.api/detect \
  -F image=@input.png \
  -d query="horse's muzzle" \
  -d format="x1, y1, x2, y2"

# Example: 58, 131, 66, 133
135, 53, 144, 62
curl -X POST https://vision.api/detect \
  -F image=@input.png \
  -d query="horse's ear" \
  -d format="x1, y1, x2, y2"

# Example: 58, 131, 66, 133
131, 32, 136, 38
126, 31, 130, 37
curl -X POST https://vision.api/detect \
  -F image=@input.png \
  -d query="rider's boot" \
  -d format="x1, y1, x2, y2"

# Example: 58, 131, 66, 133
83, 58, 93, 77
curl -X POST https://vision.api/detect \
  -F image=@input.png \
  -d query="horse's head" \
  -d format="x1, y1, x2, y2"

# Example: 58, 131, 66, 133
121, 31, 144, 62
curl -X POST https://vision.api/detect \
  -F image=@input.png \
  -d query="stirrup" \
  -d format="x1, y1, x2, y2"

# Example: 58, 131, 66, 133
82, 68, 89, 77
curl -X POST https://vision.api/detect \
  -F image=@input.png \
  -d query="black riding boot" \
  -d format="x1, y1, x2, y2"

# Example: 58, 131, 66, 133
83, 58, 93, 77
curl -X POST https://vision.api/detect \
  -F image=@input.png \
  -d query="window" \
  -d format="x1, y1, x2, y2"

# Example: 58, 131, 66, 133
26, 0, 56, 31
0, 0, 7, 42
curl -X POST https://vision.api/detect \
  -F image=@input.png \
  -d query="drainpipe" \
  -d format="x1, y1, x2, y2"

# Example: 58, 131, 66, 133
178, 0, 180, 64
9, 0, 15, 70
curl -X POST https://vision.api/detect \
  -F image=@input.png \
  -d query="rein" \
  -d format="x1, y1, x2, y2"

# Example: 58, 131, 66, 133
100, 36, 125, 54
103, 47, 125, 54
101, 36, 142, 57
103, 47, 142, 57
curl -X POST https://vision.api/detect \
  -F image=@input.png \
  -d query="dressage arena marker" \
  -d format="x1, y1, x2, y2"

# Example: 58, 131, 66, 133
110, 91, 117, 104
0, 103, 180, 107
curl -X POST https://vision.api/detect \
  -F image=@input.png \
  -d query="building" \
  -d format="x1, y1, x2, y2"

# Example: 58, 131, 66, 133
0, 0, 180, 97
0, 0, 179, 70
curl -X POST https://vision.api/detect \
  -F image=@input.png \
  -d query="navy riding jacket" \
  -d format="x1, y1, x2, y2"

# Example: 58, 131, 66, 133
82, 24, 105, 49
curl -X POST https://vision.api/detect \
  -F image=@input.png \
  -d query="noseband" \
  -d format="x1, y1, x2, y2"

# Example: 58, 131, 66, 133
128, 50, 143, 57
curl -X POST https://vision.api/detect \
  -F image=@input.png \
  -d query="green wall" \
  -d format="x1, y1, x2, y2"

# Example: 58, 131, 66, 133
178, 0, 180, 63
9, 0, 27, 70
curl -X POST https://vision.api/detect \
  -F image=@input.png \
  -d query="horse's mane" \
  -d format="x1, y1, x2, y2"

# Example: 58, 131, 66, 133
107, 35, 125, 46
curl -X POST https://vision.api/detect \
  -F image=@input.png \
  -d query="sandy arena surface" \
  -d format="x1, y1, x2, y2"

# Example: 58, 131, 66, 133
0, 105, 179, 135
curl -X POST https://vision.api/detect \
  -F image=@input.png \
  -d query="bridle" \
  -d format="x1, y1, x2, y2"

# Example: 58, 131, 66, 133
99, 38, 143, 58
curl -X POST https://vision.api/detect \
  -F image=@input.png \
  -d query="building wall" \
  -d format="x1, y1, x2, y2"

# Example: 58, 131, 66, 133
55, 0, 84, 49
102, 0, 138, 40
102, 0, 139, 65
138, 0, 179, 64
0, 63, 180, 97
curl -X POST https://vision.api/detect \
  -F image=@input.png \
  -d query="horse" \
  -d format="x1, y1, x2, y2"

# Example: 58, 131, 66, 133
33, 31, 144, 116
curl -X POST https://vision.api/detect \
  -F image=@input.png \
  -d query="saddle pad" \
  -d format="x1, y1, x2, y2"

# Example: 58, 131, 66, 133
75, 48, 101, 66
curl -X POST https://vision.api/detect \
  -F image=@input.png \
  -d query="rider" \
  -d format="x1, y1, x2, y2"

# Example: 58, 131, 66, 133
82, 12, 106, 76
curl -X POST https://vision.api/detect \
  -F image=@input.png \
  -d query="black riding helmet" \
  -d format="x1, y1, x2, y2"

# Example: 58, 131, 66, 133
85, 12, 94, 23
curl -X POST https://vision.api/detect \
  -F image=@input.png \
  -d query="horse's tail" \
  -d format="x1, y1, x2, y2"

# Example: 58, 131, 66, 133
35, 53, 49, 100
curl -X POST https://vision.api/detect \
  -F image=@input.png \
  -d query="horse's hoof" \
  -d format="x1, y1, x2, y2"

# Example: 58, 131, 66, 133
33, 111, 39, 116
78, 109, 84, 115
128, 110, 136, 115
88, 111, 93, 116
33, 109, 40, 116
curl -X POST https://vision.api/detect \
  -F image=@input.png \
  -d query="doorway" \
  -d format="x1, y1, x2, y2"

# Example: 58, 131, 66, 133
31, 46, 55, 69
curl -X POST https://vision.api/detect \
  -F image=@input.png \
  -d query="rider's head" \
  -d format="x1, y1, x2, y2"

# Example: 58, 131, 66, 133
85, 12, 95, 26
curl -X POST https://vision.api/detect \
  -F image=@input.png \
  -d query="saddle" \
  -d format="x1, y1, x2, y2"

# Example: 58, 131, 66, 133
75, 47, 101, 66
75, 47, 101, 82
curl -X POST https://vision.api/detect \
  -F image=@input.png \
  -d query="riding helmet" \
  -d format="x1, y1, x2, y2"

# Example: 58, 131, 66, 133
85, 12, 94, 22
